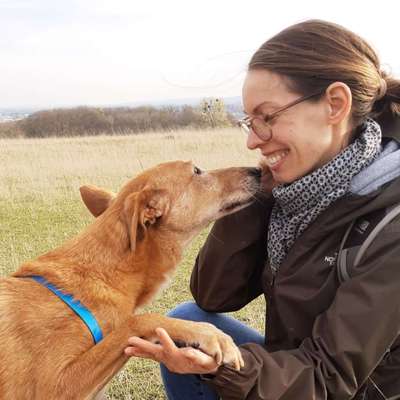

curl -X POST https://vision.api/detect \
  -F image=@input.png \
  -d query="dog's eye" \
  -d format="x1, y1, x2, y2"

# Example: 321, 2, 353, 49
194, 166, 202, 175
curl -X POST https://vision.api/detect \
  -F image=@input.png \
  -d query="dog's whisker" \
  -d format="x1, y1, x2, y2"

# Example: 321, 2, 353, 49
242, 186, 264, 205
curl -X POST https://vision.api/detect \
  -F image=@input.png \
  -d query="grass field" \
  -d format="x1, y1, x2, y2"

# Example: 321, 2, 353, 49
0, 128, 266, 399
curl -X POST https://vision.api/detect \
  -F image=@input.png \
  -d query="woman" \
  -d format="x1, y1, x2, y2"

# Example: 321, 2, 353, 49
125, 20, 400, 399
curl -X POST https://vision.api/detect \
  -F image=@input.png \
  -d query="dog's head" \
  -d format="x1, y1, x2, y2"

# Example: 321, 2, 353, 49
80, 161, 260, 252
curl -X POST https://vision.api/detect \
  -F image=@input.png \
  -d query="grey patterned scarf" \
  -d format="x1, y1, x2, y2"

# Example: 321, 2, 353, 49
268, 118, 382, 274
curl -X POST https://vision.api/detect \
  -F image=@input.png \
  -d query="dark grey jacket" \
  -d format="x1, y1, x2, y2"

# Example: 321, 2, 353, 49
190, 117, 400, 399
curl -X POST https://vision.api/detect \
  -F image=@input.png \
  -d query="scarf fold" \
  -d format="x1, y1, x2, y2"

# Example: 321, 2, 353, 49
268, 118, 382, 273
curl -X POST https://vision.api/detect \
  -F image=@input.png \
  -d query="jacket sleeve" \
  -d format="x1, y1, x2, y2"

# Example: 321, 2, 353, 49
208, 221, 400, 399
190, 198, 272, 312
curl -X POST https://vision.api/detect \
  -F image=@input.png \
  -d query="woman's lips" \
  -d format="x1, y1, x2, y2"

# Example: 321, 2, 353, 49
263, 149, 289, 170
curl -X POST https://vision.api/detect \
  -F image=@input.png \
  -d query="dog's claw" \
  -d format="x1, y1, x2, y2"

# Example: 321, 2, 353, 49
174, 339, 187, 349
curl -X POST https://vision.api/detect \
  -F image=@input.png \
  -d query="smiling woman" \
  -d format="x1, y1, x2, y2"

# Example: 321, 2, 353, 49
242, 69, 355, 183
125, 19, 400, 400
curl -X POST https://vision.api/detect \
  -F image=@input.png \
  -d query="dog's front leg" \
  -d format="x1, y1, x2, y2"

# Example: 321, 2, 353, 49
50, 322, 134, 400
130, 313, 244, 370
50, 313, 242, 399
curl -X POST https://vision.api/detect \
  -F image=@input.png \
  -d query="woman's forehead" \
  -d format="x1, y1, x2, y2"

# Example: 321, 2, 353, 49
242, 70, 289, 114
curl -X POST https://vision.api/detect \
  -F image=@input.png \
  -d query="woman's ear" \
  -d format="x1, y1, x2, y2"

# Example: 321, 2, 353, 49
325, 82, 352, 125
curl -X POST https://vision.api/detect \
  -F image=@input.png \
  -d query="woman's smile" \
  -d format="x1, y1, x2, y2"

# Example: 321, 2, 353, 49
262, 149, 289, 170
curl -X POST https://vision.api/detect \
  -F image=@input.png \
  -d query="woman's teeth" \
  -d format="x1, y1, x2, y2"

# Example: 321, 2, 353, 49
265, 150, 289, 167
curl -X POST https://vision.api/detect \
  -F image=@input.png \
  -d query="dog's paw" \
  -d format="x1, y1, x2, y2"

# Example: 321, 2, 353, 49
186, 322, 244, 371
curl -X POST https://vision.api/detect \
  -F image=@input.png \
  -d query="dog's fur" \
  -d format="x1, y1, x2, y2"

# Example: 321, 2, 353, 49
0, 161, 260, 399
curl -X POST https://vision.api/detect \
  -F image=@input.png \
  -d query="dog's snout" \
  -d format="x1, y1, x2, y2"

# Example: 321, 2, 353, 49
248, 167, 262, 179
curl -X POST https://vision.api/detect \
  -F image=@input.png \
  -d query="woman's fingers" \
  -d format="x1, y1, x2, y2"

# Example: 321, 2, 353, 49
125, 346, 154, 359
126, 332, 181, 363
127, 336, 160, 352
125, 336, 162, 360
125, 330, 220, 374
155, 328, 217, 368
155, 328, 178, 354
184, 348, 216, 365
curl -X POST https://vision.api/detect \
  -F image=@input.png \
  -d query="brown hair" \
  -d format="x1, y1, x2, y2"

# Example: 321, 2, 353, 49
249, 19, 400, 128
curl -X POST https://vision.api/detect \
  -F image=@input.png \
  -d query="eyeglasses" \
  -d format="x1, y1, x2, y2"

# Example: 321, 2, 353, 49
238, 91, 324, 141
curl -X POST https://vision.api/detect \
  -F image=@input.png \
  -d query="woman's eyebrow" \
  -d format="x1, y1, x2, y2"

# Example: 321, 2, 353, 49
244, 100, 279, 116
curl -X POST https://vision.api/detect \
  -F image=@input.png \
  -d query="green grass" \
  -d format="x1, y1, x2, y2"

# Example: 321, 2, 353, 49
0, 130, 265, 399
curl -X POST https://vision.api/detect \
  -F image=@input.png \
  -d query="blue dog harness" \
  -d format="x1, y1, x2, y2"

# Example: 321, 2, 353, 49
28, 275, 103, 344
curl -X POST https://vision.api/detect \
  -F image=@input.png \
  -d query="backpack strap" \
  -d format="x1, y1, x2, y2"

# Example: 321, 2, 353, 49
337, 203, 400, 283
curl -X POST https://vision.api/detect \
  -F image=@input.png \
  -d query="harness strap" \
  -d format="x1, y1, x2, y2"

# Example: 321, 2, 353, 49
354, 203, 400, 266
337, 220, 356, 283
29, 275, 103, 344
337, 203, 400, 283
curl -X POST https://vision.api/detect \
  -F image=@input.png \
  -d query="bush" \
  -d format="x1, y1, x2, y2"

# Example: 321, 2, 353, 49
7, 99, 236, 138
19, 107, 113, 138
0, 121, 24, 138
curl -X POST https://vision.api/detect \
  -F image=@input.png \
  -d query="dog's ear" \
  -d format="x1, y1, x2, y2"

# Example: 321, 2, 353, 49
123, 189, 170, 252
79, 185, 115, 217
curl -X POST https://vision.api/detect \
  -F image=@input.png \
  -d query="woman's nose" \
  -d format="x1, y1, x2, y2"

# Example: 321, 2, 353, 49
246, 129, 266, 150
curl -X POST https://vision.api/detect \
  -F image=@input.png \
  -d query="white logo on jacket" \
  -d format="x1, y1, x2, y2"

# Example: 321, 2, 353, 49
324, 252, 338, 266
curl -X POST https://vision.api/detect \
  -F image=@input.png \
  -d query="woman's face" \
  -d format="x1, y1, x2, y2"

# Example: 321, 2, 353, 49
242, 69, 347, 184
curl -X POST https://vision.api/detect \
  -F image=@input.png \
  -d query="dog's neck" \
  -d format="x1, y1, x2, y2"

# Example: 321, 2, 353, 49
13, 212, 187, 331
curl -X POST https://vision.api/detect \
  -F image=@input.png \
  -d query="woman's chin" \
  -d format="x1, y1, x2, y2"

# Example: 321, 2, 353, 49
272, 170, 300, 186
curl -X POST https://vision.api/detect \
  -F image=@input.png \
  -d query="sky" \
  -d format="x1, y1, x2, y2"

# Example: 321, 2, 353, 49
1, 0, 399, 109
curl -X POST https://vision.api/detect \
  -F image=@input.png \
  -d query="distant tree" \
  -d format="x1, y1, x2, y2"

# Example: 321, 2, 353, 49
199, 98, 232, 128
16, 100, 236, 138
0, 121, 24, 138
20, 107, 113, 137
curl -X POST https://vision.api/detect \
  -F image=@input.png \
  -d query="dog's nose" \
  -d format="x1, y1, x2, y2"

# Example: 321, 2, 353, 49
248, 167, 262, 179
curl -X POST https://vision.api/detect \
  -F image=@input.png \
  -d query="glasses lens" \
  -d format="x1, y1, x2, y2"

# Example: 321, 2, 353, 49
239, 120, 250, 135
252, 118, 272, 141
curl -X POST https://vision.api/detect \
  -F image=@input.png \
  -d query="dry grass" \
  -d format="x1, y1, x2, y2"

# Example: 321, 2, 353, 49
0, 128, 266, 399
0, 128, 258, 201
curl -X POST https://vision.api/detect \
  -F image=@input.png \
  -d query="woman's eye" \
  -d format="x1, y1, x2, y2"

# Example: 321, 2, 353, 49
194, 166, 202, 175
265, 114, 279, 125
263, 115, 273, 124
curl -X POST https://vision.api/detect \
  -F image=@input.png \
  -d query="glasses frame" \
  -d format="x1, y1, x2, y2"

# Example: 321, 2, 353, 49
238, 90, 324, 141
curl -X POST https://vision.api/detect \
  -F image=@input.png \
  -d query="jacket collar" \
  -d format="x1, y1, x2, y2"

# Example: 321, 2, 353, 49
380, 114, 400, 142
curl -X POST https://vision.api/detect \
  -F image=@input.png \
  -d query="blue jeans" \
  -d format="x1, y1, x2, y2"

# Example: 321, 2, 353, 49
160, 302, 265, 400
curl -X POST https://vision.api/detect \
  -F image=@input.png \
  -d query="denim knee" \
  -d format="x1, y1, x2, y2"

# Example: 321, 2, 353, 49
167, 302, 265, 347
167, 301, 210, 322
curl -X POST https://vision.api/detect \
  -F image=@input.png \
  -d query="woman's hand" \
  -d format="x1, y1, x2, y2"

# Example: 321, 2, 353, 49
124, 327, 220, 375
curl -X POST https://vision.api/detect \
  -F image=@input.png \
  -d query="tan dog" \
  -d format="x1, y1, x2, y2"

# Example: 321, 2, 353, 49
0, 161, 261, 399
